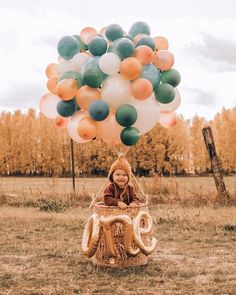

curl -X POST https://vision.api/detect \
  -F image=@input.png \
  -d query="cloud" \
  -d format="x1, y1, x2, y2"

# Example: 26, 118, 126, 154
186, 33, 236, 71
181, 86, 217, 106
0, 81, 44, 109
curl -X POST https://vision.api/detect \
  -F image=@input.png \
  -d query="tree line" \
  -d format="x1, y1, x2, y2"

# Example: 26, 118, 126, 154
0, 107, 235, 176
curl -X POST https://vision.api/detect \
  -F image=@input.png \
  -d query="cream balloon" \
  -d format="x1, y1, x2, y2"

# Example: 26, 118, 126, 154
101, 74, 131, 110
97, 114, 123, 145
57, 60, 78, 76
67, 111, 91, 143
157, 88, 181, 112
71, 52, 90, 73
39, 93, 60, 119
98, 53, 121, 75
128, 94, 160, 135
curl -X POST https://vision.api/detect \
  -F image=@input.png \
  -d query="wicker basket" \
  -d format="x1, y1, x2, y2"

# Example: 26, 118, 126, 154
87, 202, 156, 268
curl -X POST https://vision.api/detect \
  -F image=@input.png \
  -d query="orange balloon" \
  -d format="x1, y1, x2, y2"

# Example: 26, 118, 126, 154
47, 77, 57, 94
133, 45, 154, 65
46, 63, 58, 79
56, 79, 78, 101
153, 50, 174, 71
133, 34, 147, 44
153, 36, 169, 51
77, 117, 98, 140
120, 57, 142, 80
76, 85, 101, 111
99, 26, 107, 37
159, 112, 177, 128
54, 116, 68, 129
80, 27, 98, 45
130, 78, 153, 100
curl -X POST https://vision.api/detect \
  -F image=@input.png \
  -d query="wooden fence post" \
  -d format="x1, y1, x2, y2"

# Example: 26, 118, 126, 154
202, 126, 230, 204
70, 139, 75, 193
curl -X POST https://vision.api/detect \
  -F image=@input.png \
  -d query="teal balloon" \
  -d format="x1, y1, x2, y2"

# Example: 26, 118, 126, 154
116, 38, 135, 60
121, 127, 140, 146
82, 56, 100, 72
83, 67, 104, 88
136, 36, 155, 51
82, 57, 107, 82
128, 21, 151, 38
124, 34, 133, 41
59, 71, 84, 88
73, 35, 88, 51
57, 36, 80, 60
141, 65, 160, 90
160, 69, 181, 87
115, 104, 137, 127
89, 101, 109, 121
105, 24, 124, 41
57, 98, 77, 117
154, 83, 175, 104
88, 36, 107, 56
107, 38, 122, 54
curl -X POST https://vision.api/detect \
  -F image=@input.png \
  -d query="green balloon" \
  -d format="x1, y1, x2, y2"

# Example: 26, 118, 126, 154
141, 64, 160, 90
82, 57, 107, 81
116, 38, 135, 60
124, 34, 133, 41
56, 98, 77, 117
59, 71, 84, 88
107, 38, 122, 54
115, 104, 137, 127
88, 36, 107, 56
136, 36, 155, 51
82, 56, 100, 72
57, 36, 80, 60
73, 35, 88, 51
128, 21, 150, 38
121, 127, 140, 146
105, 24, 124, 41
154, 83, 175, 104
83, 67, 103, 88
160, 69, 181, 87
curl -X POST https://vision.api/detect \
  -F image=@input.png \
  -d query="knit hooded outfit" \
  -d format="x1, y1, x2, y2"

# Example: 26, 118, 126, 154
103, 154, 139, 206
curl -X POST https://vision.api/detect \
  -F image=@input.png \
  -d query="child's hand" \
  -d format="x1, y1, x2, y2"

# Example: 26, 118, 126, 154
129, 202, 138, 208
118, 201, 128, 209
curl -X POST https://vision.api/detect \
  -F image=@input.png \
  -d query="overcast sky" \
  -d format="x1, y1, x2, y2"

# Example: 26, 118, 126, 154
0, 0, 236, 120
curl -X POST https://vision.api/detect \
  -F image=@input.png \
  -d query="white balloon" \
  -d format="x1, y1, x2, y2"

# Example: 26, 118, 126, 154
71, 52, 90, 73
157, 88, 181, 112
128, 94, 160, 135
39, 93, 60, 119
99, 53, 121, 75
97, 114, 123, 145
101, 74, 131, 110
67, 111, 91, 143
57, 60, 78, 76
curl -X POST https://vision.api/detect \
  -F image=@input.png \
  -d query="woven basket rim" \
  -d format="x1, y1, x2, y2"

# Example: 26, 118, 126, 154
94, 202, 147, 209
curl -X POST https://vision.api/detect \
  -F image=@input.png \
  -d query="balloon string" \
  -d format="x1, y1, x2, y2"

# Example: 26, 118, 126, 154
131, 172, 148, 205
89, 178, 110, 209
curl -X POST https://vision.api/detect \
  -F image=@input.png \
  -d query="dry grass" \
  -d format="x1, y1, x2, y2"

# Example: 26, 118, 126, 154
0, 177, 236, 294
0, 205, 236, 295
1, 176, 235, 208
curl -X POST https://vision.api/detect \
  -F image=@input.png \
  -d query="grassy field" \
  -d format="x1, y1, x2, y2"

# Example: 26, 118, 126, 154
1, 176, 236, 196
0, 206, 235, 295
0, 177, 236, 294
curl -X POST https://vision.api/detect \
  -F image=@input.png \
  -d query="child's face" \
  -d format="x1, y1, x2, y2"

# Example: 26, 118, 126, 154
112, 169, 128, 188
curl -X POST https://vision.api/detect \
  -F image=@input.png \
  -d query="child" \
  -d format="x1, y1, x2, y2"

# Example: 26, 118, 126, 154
104, 154, 139, 209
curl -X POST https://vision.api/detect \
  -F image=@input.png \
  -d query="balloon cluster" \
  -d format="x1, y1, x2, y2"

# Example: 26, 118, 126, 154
40, 21, 181, 146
